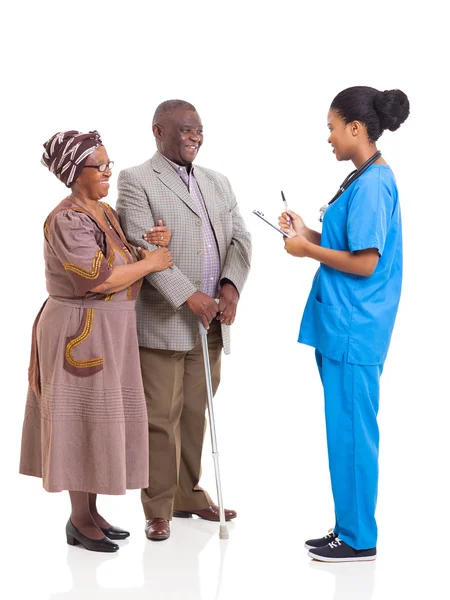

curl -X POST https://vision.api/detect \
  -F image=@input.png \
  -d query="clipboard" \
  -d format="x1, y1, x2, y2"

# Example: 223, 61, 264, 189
252, 210, 291, 238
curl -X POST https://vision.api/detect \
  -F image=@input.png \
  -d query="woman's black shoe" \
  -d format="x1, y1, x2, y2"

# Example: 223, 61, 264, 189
100, 526, 130, 540
66, 519, 119, 552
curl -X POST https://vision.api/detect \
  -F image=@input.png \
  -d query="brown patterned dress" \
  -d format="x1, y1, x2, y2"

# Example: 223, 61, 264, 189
19, 198, 148, 494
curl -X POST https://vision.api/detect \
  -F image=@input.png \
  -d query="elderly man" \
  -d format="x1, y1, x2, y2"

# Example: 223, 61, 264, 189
116, 100, 251, 541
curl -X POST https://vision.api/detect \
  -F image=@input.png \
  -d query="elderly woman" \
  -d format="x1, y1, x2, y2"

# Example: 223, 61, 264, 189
19, 130, 173, 552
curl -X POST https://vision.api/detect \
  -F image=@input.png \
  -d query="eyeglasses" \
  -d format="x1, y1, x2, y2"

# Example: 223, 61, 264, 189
84, 161, 114, 172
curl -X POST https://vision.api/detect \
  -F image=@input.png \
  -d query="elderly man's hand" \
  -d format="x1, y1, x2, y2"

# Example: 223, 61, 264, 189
216, 282, 239, 326
186, 291, 219, 330
143, 220, 171, 247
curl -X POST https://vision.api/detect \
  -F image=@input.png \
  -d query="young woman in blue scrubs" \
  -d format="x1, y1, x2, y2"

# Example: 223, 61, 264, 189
279, 86, 410, 563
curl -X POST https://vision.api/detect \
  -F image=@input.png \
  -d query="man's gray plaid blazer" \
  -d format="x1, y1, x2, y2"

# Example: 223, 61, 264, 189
116, 152, 252, 355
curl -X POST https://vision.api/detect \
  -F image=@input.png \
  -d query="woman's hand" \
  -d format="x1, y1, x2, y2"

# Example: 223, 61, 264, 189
136, 247, 173, 273
278, 210, 306, 237
284, 234, 310, 258
143, 220, 172, 247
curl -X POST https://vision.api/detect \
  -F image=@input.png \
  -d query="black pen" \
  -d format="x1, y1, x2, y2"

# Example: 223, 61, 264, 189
281, 190, 292, 225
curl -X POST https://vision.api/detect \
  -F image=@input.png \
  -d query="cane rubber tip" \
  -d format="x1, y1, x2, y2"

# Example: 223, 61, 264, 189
219, 526, 229, 539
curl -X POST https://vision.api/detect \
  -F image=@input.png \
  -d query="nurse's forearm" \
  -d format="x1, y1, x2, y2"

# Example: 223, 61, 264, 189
306, 245, 379, 277
303, 227, 322, 245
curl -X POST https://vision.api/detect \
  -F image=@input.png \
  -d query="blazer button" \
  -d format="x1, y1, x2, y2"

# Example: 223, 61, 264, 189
197, 249, 203, 255
195, 279, 201, 286
196, 219, 201, 226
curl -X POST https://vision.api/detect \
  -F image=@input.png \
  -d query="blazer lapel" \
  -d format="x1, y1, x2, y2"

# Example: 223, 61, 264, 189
193, 167, 217, 226
194, 167, 226, 262
151, 153, 200, 217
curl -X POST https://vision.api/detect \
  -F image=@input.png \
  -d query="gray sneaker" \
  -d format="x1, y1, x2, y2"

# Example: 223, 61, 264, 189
304, 528, 338, 550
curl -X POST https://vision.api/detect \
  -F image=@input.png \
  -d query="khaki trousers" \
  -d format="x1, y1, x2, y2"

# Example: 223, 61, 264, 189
139, 320, 222, 520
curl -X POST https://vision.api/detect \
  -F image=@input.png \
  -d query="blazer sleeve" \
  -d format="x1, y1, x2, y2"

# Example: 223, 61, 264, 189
116, 168, 197, 310
219, 176, 252, 295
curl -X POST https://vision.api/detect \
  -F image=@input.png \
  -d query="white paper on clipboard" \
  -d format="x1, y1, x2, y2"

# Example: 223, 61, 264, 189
252, 210, 291, 238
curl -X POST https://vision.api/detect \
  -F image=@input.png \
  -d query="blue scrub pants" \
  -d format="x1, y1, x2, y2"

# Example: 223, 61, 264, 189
315, 350, 383, 550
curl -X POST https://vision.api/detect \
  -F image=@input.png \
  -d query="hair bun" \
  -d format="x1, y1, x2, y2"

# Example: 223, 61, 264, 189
374, 89, 410, 132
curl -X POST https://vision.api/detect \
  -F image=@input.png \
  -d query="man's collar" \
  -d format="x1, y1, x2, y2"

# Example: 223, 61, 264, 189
158, 152, 194, 175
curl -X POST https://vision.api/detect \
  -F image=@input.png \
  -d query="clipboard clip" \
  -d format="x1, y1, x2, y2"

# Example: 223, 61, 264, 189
252, 209, 291, 238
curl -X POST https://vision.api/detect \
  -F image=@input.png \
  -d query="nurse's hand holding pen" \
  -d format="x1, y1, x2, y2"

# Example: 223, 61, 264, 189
279, 209, 323, 253
279, 209, 306, 237
279, 209, 311, 257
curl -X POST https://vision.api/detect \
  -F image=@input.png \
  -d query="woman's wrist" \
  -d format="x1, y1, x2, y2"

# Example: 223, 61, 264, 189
144, 260, 155, 276
304, 239, 315, 258
296, 225, 309, 239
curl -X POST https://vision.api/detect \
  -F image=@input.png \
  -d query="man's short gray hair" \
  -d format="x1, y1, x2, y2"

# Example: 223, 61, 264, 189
153, 100, 197, 125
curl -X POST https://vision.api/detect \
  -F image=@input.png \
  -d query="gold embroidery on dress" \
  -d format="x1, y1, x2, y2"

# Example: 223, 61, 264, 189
65, 309, 103, 368
104, 245, 116, 301
104, 233, 134, 300
99, 203, 136, 301
107, 246, 115, 267
114, 244, 129, 262
64, 248, 103, 280
44, 219, 50, 240
102, 203, 135, 264
102, 203, 117, 222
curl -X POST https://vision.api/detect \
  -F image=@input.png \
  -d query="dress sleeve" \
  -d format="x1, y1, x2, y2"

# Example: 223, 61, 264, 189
347, 173, 394, 257
50, 210, 112, 295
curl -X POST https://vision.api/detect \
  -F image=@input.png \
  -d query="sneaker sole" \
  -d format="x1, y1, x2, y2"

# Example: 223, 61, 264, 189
308, 551, 376, 563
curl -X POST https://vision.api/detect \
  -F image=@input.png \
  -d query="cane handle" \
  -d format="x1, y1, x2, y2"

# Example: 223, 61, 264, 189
198, 298, 220, 335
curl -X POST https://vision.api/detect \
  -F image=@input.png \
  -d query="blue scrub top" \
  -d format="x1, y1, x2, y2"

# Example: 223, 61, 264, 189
299, 164, 402, 365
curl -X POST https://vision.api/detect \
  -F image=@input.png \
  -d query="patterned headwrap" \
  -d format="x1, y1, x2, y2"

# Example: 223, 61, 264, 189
41, 130, 103, 187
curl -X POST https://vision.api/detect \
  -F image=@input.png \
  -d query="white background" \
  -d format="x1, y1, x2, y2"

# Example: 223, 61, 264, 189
1, 1, 449, 598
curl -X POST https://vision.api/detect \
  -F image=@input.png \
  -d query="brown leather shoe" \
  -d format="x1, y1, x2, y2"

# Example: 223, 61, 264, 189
145, 518, 170, 541
173, 504, 237, 522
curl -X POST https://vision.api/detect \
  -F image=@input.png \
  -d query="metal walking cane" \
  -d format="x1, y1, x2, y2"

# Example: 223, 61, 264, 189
199, 311, 229, 540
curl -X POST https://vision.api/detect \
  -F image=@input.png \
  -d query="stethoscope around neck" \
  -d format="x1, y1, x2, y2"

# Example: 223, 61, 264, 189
319, 150, 382, 222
